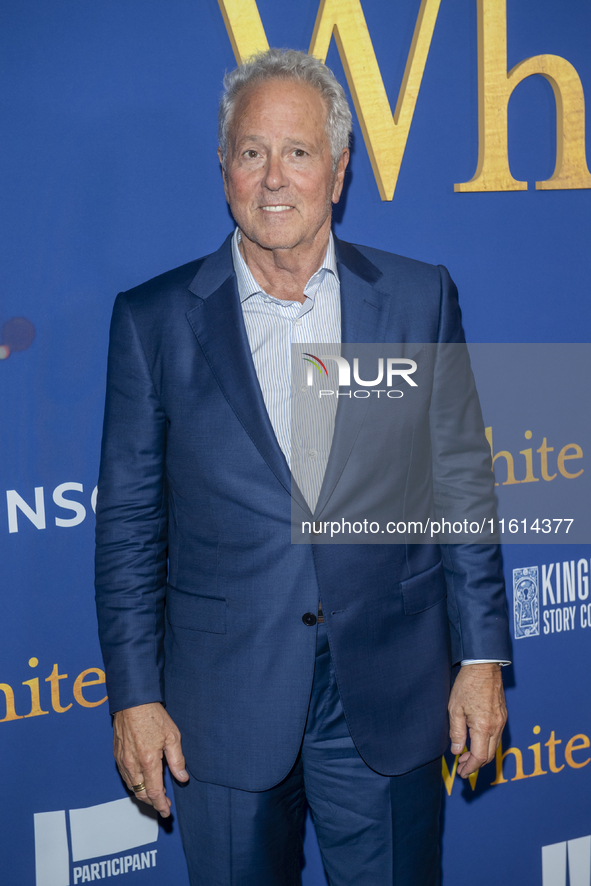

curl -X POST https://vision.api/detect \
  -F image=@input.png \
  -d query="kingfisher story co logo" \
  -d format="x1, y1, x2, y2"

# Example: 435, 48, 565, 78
301, 352, 418, 397
513, 559, 591, 640
34, 797, 158, 885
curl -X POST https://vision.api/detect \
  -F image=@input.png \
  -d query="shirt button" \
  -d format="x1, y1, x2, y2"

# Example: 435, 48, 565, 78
295, 319, 302, 326
308, 450, 317, 459
302, 612, 317, 626
300, 384, 308, 393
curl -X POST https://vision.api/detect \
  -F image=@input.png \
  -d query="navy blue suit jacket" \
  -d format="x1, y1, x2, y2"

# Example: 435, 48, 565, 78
95, 234, 511, 791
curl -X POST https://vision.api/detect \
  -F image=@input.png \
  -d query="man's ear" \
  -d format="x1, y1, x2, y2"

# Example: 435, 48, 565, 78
332, 149, 350, 204
217, 147, 229, 200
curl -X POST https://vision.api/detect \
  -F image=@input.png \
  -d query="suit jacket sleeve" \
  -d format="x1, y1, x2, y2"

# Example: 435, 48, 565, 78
433, 265, 512, 664
95, 292, 168, 714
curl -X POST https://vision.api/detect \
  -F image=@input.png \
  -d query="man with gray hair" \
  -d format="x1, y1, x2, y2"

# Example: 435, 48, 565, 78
96, 48, 511, 885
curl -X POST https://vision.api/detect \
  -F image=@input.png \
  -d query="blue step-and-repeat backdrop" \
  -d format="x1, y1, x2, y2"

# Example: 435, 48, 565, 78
2, 1, 590, 884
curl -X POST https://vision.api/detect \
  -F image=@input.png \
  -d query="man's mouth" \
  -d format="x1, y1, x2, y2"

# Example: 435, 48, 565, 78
260, 205, 292, 213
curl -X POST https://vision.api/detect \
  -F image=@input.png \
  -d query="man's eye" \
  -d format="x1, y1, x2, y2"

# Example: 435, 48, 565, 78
245, 150, 259, 159
293, 149, 306, 157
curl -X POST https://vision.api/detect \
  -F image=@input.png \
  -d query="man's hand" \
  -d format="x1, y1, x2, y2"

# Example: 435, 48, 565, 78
448, 664, 507, 778
112, 703, 189, 817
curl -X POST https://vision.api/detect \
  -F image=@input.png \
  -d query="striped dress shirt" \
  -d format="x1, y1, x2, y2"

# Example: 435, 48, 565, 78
233, 227, 340, 511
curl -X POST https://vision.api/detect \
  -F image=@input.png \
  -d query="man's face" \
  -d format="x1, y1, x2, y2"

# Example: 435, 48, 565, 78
220, 78, 348, 253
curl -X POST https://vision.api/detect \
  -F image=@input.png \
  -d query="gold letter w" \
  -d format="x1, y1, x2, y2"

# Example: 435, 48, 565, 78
218, 0, 442, 201
455, 0, 591, 192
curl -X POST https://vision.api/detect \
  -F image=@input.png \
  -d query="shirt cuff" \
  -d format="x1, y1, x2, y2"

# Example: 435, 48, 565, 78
460, 659, 511, 666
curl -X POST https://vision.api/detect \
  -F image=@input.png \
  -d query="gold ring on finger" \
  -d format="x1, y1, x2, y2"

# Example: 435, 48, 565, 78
131, 782, 146, 793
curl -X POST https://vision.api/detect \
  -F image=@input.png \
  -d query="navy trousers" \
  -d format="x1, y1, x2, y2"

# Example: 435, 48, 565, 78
173, 624, 442, 885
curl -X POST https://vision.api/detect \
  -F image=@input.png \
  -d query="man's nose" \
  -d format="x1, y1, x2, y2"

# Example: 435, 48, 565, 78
262, 152, 289, 190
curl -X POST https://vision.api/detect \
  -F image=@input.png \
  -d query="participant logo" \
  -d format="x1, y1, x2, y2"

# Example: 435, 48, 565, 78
542, 835, 590, 886
34, 797, 158, 885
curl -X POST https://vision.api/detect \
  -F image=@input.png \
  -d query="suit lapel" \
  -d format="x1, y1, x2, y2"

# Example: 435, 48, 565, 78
185, 238, 307, 506
314, 238, 394, 517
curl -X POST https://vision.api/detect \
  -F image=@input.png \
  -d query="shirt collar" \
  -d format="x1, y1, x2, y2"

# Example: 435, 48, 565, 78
231, 227, 338, 304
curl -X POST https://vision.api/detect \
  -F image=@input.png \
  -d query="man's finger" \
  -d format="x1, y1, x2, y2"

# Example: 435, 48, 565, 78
457, 729, 490, 777
119, 752, 169, 816
143, 781, 172, 816
135, 759, 170, 816
487, 730, 500, 765
164, 736, 189, 783
121, 772, 151, 804
448, 697, 467, 754
448, 714, 467, 756
450, 739, 466, 755
138, 749, 174, 816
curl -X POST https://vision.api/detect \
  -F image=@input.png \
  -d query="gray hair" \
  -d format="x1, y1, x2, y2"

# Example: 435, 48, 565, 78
218, 48, 352, 171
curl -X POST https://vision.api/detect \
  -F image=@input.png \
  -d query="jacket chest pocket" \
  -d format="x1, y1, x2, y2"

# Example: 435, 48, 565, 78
401, 560, 446, 615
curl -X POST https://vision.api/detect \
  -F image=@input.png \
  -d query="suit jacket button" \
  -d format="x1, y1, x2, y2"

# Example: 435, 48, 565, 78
302, 612, 317, 626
